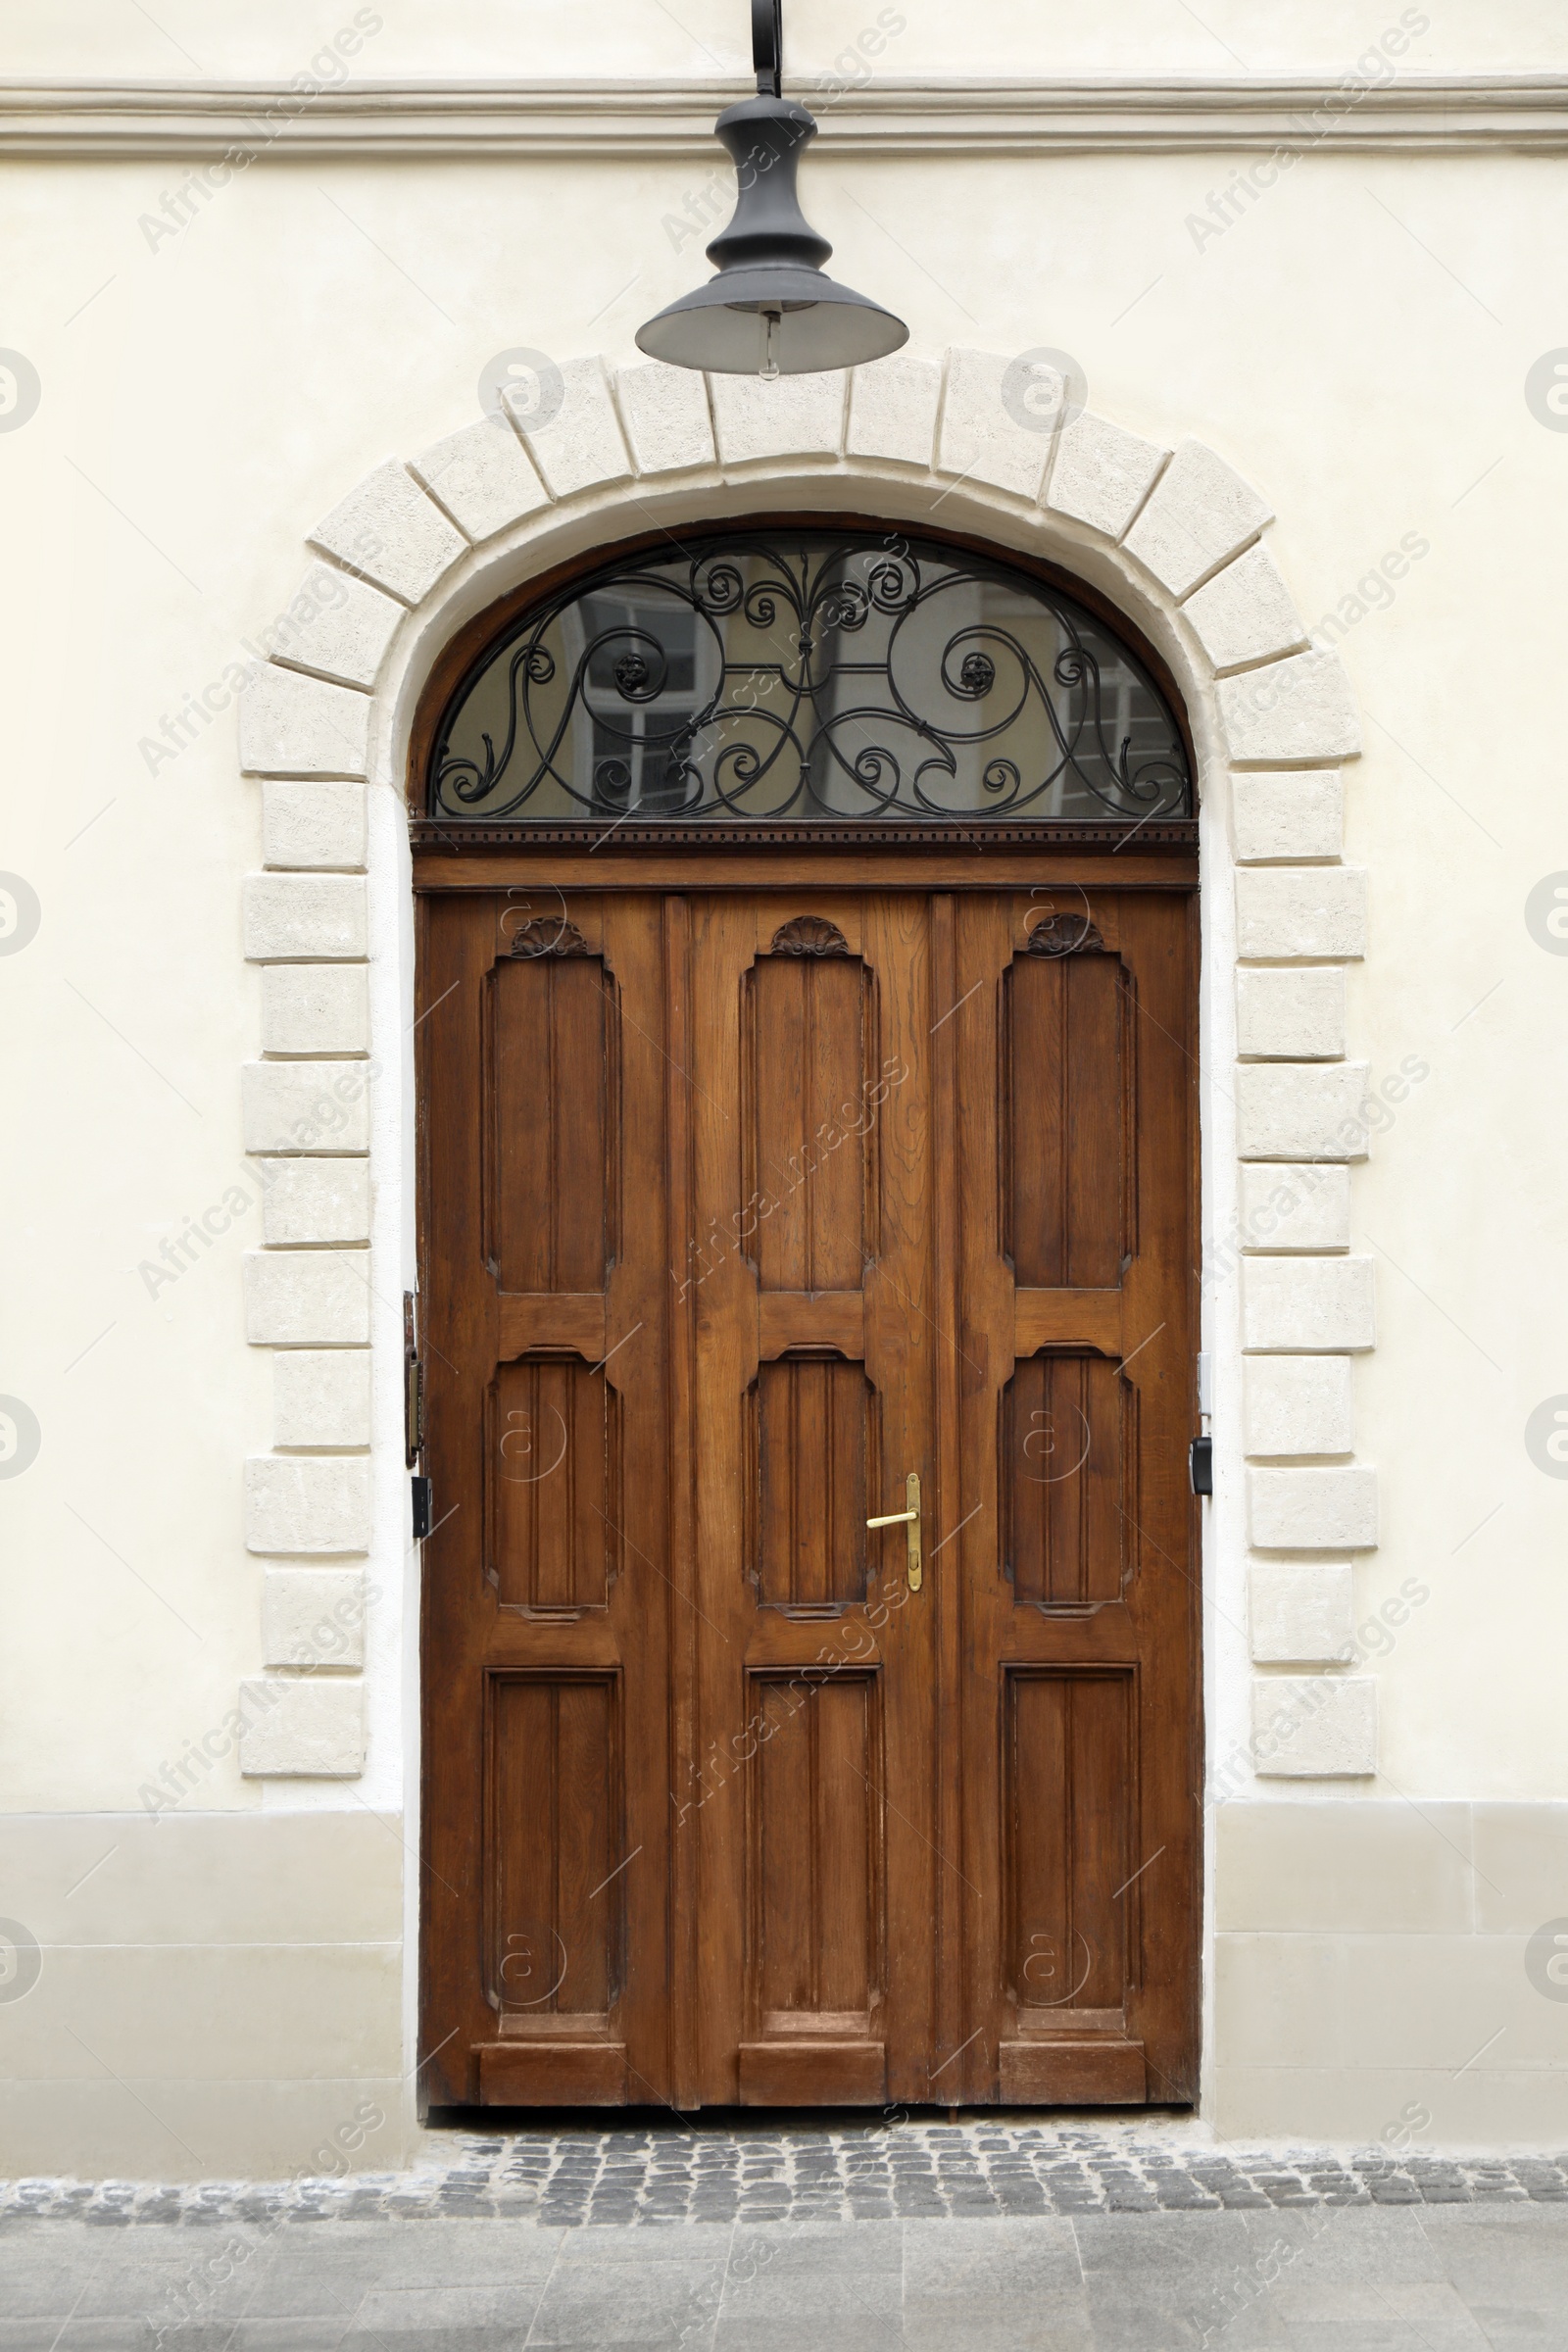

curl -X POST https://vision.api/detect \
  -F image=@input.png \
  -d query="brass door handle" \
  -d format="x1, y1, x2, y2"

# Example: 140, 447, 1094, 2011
867, 1471, 921, 1592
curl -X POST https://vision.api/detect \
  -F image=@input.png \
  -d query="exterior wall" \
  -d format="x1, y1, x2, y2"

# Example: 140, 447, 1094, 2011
5, 8, 1568, 2170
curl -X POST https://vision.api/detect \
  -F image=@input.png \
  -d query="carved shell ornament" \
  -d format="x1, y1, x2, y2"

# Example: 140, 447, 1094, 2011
506, 915, 589, 958
1026, 911, 1104, 957
771, 915, 850, 956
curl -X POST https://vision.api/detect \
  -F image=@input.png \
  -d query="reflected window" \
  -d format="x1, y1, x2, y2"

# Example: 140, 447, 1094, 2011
429, 532, 1190, 826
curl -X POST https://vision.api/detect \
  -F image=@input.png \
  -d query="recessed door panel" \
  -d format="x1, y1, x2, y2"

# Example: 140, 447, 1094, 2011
744, 938, 875, 1292
1005, 1669, 1135, 2020
1002, 1352, 1130, 1610
488, 1357, 618, 1611
487, 948, 617, 1293
1004, 942, 1131, 1289
488, 1673, 622, 2026
749, 1671, 883, 2031
750, 1357, 875, 1610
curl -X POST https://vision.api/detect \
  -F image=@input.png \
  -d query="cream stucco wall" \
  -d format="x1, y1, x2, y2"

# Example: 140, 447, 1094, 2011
4, 3, 1568, 2170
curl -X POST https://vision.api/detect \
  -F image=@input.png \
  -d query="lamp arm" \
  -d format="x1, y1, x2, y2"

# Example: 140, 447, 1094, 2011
752, 0, 783, 96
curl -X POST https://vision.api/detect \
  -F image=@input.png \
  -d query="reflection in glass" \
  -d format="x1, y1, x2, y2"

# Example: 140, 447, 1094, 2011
430, 534, 1190, 826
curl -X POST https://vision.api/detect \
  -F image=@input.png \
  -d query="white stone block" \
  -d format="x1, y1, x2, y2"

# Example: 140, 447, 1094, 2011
310, 459, 466, 605
273, 1348, 372, 1449
261, 781, 367, 872
1252, 1675, 1377, 1777
261, 1569, 367, 1670
265, 568, 402, 691
1244, 1356, 1354, 1456
1250, 1466, 1378, 1550
242, 1063, 370, 1155
1237, 867, 1366, 960
410, 415, 551, 542
1218, 645, 1361, 763
1243, 1256, 1376, 1352
710, 371, 846, 465
1121, 437, 1272, 596
243, 1250, 371, 1346
258, 1157, 371, 1245
1235, 1062, 1373, 1160
846, 354, 944, 467
260, 965, 369, 1057
242, 874, 368, 962
936, 348, 1051, 501
1044, 410, 1167, 540
239, 1677, 366, 1777
1237, 1163, 1351, 1253
1236, 966, 1346, 1060
1233, 770, 1344, 863
614, 362, 715, 474
1183, 542, 1306, 672
1250, 1563, 1356, 1664
520, 356, 632, 499
238, 665, 370, 780
244, 1454, 372, 1553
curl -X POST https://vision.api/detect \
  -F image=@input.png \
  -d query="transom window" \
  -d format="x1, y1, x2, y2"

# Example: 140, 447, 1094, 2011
428, 530, 1191, 828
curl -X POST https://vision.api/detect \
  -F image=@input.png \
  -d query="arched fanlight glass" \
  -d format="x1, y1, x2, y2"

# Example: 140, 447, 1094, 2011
426, 531, 1192, 831
636, 0, 907, 378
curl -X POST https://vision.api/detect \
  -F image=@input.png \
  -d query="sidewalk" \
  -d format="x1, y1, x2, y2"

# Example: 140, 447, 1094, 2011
5, 2121, 1568, 2348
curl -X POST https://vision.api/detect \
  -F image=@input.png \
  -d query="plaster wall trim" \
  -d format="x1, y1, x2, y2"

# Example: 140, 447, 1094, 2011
236, 345, 1375, 1806
9, 76, 1568, 159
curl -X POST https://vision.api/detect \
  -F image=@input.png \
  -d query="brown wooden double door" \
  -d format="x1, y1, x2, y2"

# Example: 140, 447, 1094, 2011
418, 873, 1199, 2111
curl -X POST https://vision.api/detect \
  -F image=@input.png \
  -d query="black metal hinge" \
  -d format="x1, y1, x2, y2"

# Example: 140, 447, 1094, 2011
403, 1291, 424, 1469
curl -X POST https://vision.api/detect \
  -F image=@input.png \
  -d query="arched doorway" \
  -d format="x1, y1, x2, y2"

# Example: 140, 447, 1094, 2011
412, 519, 1201, 2111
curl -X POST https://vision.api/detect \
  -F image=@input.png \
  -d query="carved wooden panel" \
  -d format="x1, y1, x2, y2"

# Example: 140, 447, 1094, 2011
1004, 947, 1132, 1288
486, 952, 617, 1292
750, 1358, 874, 1608
749, 1671, 882, 2031
487, 1672, 622, 2023
1005, 1669, 1135, 2020
1002, 1353, 1130, 1610
488, 1357, 618, 1611
744, 947, 875, 1292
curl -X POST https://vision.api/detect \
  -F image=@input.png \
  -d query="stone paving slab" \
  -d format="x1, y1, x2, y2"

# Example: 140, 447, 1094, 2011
2, 2205, 1568, 2350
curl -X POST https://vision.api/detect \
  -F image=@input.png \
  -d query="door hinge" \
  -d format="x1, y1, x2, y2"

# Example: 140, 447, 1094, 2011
411, 1475, 434, 1542
1189, 1436, 1213, 1496
404, 1291, 424, 1470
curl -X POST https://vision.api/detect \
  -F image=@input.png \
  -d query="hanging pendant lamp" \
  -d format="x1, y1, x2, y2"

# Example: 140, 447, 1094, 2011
635, 0, 908, 379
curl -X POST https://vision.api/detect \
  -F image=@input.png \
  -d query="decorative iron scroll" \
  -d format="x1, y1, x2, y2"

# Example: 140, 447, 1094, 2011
429, 532, 1191, 828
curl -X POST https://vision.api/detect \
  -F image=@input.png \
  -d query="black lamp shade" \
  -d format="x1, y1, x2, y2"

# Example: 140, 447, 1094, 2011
636, 91, 908, 377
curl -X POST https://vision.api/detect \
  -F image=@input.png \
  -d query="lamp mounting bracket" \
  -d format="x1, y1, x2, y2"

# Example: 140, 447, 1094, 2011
753, 0, 783, 96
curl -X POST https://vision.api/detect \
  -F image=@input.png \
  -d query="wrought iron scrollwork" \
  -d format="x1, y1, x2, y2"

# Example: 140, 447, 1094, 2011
429, 531, 1191, 829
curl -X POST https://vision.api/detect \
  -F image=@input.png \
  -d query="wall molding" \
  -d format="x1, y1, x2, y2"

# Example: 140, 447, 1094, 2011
7, 76, 1568, 160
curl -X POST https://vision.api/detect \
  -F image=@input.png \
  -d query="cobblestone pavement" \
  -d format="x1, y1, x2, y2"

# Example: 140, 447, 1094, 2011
5, 2118, 1568, 2228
